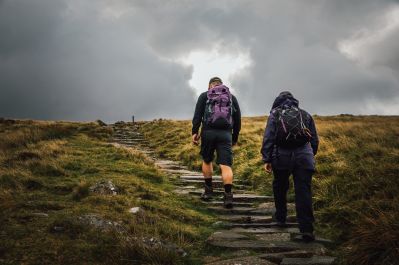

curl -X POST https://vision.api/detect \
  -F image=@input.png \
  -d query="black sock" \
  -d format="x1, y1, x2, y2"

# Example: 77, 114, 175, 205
224, 184, 232, 193
205, 178, 212, 187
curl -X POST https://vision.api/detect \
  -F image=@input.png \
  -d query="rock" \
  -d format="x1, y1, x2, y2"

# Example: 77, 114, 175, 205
114, 121, 125, 126
96, 119, 107, 126
208, 230, 249, 241
207, 201, 254, 208
164, 169, 202, 175
2, 119, 16, 125
228, 194, 274, 202
180, 175, 222, 180
207, 240, 326, 254
255, 233, 291, 242
219, 215, 271, 223
52, 226, 65, 232
173, 189, 191, 195
207, 206, 275, 216
258, 202, 295, 211
140, 237, 187, 257
155, 160, 188, 170
129, 207, 141, 214
280, 256, 336, 265
89, 180, 119, 195
178, 179, 246, 189
231, 227, 300, 234
78, 214, 123, 233
205, 255, 274, 265
292, 235, 335, 247
258, 250, 313, 263
212, 221, 227, 228
224, 222, 299, 229
32, 212, 49, 218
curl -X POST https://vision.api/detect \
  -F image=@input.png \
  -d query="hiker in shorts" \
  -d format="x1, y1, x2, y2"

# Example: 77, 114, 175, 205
192, 77, 241, 208
261, 91, 319, 242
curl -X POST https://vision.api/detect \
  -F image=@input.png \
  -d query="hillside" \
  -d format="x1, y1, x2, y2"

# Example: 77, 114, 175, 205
0, 119, 214, 264
139, 115, 399, 265
1, 116, 398, 265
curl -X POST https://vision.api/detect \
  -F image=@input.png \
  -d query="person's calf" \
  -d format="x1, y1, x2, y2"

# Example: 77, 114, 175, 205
202, 161, 213, 178
220, 165, 234, 208
220, 164, 233, 184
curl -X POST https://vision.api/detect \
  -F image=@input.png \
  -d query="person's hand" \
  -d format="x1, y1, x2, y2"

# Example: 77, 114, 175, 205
264, 163, 272, 173
192, 134, 200, 145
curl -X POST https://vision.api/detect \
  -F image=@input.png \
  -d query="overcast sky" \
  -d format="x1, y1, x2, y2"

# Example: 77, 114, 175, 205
1, 0, 398, 122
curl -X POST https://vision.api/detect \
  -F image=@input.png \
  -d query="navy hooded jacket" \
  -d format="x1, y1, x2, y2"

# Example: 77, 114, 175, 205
261, 92, 319, 164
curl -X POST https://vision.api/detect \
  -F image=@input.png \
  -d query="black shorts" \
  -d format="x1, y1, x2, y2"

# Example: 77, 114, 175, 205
200, 129, 233, 166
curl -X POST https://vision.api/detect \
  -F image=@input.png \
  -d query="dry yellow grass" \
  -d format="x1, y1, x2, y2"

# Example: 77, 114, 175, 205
140, 115, 399, 265
0, 119, 214, 264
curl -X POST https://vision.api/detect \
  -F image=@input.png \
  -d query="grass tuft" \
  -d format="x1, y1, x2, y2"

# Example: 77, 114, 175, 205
72, 180, 91, 201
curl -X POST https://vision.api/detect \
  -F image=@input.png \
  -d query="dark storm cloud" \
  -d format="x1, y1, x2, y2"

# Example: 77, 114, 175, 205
1, 0, 398, 121
134, 0, 399, 114
0, 0, 196, 122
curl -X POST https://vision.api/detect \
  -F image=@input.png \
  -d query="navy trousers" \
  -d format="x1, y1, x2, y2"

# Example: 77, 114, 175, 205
271, 144, 315, 233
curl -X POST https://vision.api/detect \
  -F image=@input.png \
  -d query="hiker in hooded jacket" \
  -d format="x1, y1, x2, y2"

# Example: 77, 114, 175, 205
261, 91, 319, 242
192, 77, 241, 208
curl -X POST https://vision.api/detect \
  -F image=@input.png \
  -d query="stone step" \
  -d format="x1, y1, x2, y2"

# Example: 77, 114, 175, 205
154, 160, 180, 165
218, 215, 275, 223
231, 227, 300, 234
223, 222, 299, 229
155, 161, 188, 170
291, 235, 335, 248
185, 192, 273, 202
280, 256, 336, 265
257, 250, 314, 264
116, 139, 146, 142
176, 180, 247, 189
117, 142, 145, 147
205, 201, 254, 208
163, 169, 203, 175
115, 139, 145, 143
255, 232, 292, 242
188, 189, 253, 196
209, 230, 294, 243
218, 215, 296, 224
139, 150, 154, 155
206, 239, 326, 254
257, 202, 295, 212
204, 256, 273, 265
208, 230, 250, 241
207, 206, 275, 216
113, 135, 143, 139
161, 166, 189, 171
180, 175, 222, 180
113, 134, 144, 138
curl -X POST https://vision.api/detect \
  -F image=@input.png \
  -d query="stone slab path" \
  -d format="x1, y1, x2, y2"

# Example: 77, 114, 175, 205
111, 122, 336, 265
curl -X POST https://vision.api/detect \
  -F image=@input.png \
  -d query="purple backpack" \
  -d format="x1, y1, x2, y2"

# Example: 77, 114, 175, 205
204, 85, 234, 129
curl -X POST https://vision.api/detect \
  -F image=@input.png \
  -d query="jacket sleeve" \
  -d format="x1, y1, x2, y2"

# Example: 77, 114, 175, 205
308, 115, 319, 155
232, 95, 241, 144
261, 112, 277, 163
192, 93, 206, 135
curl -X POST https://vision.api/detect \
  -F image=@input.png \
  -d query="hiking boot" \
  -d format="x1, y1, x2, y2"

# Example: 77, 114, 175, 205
301, 232, 315, 243
200, 184, 213, 201
223, 192, 233, 208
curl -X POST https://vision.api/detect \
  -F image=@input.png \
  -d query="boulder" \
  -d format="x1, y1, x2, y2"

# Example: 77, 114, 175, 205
89, 180, 119, 195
